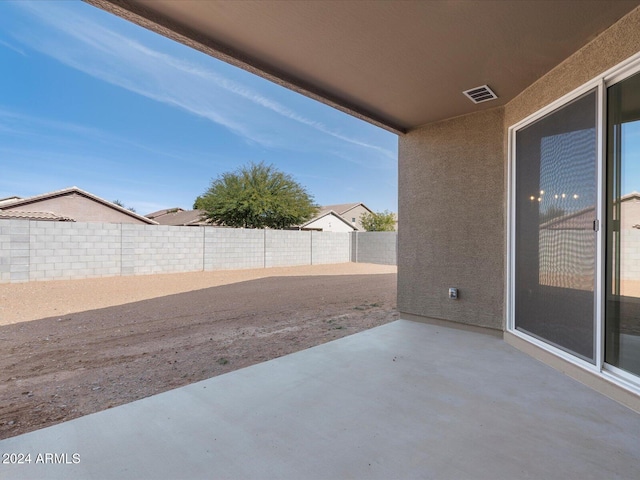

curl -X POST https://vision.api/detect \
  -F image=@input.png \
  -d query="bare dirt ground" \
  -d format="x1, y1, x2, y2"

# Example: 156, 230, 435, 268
0, 263, 397, 440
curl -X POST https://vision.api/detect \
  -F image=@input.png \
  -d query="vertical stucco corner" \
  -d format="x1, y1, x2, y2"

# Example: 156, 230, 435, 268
398, 107, 505, 331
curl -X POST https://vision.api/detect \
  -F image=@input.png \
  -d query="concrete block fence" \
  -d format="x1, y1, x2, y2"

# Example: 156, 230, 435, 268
352, 231, 398, 265
0, 220, 396, 283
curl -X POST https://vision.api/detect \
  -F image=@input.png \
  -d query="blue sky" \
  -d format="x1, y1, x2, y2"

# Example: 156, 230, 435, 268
0, 1, 398, 215
623, 121, 640, 195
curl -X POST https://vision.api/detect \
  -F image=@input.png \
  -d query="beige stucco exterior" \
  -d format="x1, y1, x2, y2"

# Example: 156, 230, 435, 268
2, 191, 152, 224
398, 107, 505, 331
302, 212, 356, 232
342, 204, 371, 231
398, 6, 640, 333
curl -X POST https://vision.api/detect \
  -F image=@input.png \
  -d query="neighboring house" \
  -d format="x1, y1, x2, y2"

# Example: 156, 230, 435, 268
312, 203, 374, 231
299, 210, 356, 232
146, 208, 208, 226
0, 187, 157, 224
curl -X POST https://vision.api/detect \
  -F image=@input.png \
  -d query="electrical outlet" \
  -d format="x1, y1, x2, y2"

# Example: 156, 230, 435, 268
448, 287, 458, 299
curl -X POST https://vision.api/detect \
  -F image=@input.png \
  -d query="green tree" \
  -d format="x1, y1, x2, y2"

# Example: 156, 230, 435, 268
193, 196, 206, 210
361, 210, 396, 231
196, 162, 318, 229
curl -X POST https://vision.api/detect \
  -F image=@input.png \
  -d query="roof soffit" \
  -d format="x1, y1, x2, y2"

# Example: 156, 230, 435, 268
87, 0, 640, 132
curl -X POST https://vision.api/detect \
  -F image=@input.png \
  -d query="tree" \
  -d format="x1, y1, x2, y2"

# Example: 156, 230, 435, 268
360, 210, 396, 231
112, 199, 136, 213
196, 162, 318, 229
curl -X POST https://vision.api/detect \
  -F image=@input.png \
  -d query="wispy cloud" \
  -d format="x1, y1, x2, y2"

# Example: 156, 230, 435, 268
10, 4, 272, 147
0, 107, 213, 166
0, 1, 398, 212
0, 38, 26, 56
0, 105, 227, 211
8, 1, 395, 163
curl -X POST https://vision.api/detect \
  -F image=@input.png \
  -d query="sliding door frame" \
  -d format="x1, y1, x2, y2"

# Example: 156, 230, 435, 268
602, 59, 640, 387
507, 51, 640, 394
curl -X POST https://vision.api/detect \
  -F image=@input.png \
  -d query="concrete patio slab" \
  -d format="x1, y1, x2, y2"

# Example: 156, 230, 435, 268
1, 319, 639, 479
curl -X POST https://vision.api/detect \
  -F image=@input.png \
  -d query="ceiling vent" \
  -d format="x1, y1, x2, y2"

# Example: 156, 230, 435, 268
463, 85, 498, 104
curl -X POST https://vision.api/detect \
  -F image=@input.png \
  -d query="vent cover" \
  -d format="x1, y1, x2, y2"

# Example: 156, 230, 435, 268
463, 85, 498, 104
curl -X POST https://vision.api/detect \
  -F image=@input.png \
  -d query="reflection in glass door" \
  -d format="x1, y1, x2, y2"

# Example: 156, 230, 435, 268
514, 91, 598, 362
606, 72, 640, 377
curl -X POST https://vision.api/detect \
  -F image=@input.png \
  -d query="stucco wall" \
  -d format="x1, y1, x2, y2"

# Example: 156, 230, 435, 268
398, 107, 505, 330
397, 6, 640, 332
2, 193, 149, 224
504, 6, 640, 128
343, 205, 370, 231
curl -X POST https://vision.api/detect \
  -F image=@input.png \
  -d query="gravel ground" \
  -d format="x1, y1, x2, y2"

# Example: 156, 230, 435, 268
0, 263, 397, 440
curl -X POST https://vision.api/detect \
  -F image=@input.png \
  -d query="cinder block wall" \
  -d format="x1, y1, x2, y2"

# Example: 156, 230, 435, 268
205, 228, 265, 270
311, 231, 351, 265
121, 224, 204, 275
353, 232, 397, 265
31, 222, 122, 281
0, 220, 30, 283
0, 220, 397, 283
265, 230, 312, 267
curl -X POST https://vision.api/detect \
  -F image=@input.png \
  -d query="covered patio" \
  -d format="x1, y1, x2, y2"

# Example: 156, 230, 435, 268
2, 1, 640, 478
1, 320, 638, 479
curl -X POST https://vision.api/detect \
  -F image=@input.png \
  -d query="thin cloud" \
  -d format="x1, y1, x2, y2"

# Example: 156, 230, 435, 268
10, 1, 395, 161
0, 107, 209, 165
0, 38, 26, 56
10, 3, 278, 147
181, 65, 396, 159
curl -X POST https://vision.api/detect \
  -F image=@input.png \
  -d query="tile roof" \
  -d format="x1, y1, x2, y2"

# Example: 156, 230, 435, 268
146, 208, 186, 219
151, 209, 209, 226
0, 196, 22, 206
319, 203, 367, 215
0, 211, 75, 221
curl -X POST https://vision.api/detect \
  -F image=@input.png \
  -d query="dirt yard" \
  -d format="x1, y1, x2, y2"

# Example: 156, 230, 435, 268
0, 263, 397, 440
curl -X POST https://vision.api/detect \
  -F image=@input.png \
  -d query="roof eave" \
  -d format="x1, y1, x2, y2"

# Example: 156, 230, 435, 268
84, 0, 406, 135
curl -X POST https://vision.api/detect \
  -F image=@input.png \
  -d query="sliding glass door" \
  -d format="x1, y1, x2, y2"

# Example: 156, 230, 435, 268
511, 58, 640, 389
513, 91, 598, 363
606, 71, 640, 377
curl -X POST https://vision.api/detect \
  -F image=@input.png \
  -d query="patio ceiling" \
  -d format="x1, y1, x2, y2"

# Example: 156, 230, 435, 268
87, 0, 639, 134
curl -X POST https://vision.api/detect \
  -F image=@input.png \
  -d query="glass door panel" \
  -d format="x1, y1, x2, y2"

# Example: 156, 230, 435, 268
606, 72, 640, 376
515, 91, 598, 362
